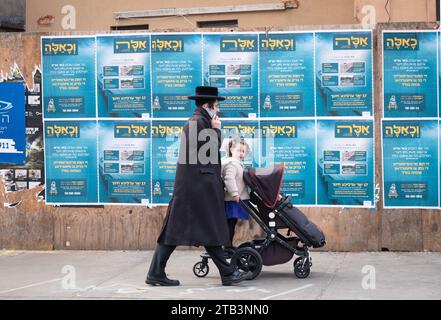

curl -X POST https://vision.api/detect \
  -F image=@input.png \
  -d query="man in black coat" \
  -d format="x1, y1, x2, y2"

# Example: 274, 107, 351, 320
146, 86, 251, 286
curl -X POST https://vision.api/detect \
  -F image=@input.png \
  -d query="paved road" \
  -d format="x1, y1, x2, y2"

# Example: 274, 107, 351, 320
0, 250, 440, 300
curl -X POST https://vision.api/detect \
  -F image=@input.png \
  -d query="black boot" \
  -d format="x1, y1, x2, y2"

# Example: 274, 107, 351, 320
221, 270, 252, 286
146, 275, 180, 286
205, 246, 251, 286
146, 243, 180, 286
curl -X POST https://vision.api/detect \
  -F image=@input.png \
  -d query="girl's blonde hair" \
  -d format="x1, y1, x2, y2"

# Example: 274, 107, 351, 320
227, 137, 250, 157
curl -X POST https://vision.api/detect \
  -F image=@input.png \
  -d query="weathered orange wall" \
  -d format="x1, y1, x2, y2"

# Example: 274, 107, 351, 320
26, 0, 437, 32
26, 0, 355, 32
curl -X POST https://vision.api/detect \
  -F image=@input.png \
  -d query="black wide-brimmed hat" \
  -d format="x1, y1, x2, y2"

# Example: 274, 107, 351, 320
188, 86, 225, 101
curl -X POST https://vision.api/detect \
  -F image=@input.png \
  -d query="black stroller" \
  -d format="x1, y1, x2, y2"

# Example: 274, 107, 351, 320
193, 165, 326, 279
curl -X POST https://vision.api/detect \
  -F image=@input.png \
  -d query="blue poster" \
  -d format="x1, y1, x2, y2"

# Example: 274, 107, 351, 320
261, 120, 316, 205
0, 82, 26, 164
97, 35, 151, 118
45, 120, 98, 203
315, 31, 373, 117
221, 120, 259, 168
98, 120, 151, 204
42, 37, 96, 118
151, 120, 185, 204
382, 119, 439, 208
203, 34, 259, 118
152, 34, 202, 118
317, 119, 374, 206
383, 31, 438, 118
260, 33, 315, 117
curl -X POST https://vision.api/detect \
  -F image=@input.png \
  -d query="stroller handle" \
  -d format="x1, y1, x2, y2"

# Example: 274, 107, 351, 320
277, 195, 293, 210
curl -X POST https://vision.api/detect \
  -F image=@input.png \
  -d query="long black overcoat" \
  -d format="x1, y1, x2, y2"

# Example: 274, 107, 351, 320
158, 107, 230, 247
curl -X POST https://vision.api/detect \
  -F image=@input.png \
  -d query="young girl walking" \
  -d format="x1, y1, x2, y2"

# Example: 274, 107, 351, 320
221, 137, 251, 251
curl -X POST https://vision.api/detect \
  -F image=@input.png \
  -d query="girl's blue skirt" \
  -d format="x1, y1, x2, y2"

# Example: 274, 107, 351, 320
225, 200, 250, 220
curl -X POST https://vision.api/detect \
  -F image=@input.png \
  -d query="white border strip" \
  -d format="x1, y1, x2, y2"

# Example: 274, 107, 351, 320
41, 37, 48, 203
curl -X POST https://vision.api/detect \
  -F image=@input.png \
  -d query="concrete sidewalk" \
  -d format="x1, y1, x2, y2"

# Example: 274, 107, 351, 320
0, 250, 440, 300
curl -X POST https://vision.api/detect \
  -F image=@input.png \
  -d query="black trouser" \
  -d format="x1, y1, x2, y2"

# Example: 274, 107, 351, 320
147, 243, 235, 278
227, 218, 238, 246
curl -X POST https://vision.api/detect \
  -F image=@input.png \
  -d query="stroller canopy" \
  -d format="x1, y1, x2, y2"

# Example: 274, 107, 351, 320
243, 165, 285, 209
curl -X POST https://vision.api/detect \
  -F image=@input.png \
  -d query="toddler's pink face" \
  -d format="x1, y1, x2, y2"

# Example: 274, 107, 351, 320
231, 144, 247, 161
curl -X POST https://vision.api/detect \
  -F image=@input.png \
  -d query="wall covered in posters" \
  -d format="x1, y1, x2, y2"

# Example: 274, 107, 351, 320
42, 30, 375, 207
382, 30, 440, 209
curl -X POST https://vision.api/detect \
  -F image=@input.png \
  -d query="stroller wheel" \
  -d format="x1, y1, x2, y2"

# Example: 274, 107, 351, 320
231, 247, 263, 280
193, 261, 209, 278
294, 257, 311, 279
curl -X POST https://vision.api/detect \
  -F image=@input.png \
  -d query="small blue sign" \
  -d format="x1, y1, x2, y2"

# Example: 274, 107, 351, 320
0, 82, 26, 164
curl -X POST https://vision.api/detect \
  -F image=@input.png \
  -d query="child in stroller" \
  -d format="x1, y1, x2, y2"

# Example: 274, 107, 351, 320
193, 165, 326, 279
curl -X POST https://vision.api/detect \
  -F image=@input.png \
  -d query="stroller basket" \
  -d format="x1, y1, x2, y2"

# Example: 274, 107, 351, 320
260, 237, 299, 266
